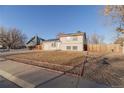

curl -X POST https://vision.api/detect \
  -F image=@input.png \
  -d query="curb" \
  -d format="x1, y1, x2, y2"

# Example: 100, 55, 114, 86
0, 69, 35, 88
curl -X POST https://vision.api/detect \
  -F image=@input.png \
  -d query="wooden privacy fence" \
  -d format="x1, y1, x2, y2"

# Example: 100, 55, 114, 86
88, 44, 122, 53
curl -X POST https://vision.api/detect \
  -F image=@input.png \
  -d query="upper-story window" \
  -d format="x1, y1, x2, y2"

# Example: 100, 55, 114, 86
66, 37, 72, 41
66, 36, 78, 41
72, 37, 78, 41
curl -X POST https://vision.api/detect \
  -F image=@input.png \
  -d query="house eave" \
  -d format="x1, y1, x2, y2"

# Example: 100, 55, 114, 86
59, 32, 85, 37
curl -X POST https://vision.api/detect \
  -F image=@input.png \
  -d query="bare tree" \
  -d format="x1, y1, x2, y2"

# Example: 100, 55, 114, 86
104, 5, 124, 33
0, 27, 9, 48
88, 33, 104, 44
104, 6, 124, 45
0, 27, 27, 49
114, 37, 124, 46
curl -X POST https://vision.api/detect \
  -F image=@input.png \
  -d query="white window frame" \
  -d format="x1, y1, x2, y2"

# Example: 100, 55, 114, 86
66, 46, 71, 50
72, 46, 78, 50
72, 37, 78, 41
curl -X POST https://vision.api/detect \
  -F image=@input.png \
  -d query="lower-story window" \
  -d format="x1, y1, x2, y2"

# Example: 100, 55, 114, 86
51, 42, 56, 47
66, 46, 71, 50
73, 46, 78, 50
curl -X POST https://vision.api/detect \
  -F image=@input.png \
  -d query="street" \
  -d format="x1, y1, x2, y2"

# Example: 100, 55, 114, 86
0, 76, 20, 88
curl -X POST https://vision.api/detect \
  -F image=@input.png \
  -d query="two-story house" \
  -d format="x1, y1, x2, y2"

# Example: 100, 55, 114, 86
59, 32, 87, 51
26, 32, 87, 51
42, 32, 87, 51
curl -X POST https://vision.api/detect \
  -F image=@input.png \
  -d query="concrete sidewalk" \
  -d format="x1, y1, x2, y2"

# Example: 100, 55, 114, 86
0, 58, 108, 88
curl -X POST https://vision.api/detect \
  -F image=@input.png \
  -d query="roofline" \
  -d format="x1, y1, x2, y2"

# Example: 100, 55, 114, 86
43, 39, 59, 42
59, 32, 85, 37
26, 36, 45, 44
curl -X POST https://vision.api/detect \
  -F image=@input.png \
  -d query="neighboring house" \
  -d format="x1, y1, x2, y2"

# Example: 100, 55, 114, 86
26, 32, 87, 51
26, 36, 45, 50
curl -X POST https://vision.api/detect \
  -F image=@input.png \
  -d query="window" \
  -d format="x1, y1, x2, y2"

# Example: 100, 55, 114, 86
66, 46, 71, 50
73, 46, 78, 50
72, 37, 78, 41
66, 36, 78, 41
51, 42, 56, 47
66, 37, 72, 41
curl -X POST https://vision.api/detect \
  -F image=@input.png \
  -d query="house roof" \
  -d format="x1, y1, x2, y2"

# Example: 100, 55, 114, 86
26, 32, 86, 46
26, 36, 45, 46
43, 39, 59, 42
59, 32, 85, 37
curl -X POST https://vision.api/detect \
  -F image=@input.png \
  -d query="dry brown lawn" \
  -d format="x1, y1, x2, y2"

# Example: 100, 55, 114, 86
5, 51, 124, 87
6, 51, 84, 66
83, 53, 124, 87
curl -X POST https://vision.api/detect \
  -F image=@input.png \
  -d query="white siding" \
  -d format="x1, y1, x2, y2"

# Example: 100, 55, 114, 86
43, 41, 60, 50
42, 34, 86, 51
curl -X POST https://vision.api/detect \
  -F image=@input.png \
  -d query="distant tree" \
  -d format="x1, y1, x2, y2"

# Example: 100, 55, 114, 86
104, 6, 124, 45
114, 37, 124, 46
88, 33, 104, 44
0, 27, 7, 48
0, 27, 27, 49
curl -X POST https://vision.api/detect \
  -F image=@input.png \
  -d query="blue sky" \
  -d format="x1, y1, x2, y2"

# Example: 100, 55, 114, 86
0, 5, 116, 43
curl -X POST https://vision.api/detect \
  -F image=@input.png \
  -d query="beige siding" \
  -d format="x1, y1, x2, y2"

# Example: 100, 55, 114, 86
60, 36, 83, 43
60, 35, 84, 51
60, 43, 83, 51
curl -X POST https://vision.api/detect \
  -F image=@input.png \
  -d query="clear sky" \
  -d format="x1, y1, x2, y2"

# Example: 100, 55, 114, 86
0, 5, 116, 43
